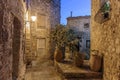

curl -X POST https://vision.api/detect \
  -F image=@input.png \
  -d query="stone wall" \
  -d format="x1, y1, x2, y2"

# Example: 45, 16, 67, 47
26, 0, 60, 64
50, 0, 61, 28
91, 0, 120, 80
0, 0, 26, 80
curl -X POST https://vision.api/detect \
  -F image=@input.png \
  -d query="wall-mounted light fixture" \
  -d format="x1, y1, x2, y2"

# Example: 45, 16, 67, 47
31, 16, 37, 22
25, 15, 37, 28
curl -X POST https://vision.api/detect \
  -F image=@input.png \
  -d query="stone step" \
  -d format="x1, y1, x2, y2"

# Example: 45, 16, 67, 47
25, 40, 30, 42
26, 43, 30, 44
64, 78, 102, 80
25, 42, 30, 44
26, 39, 30, 40
25, 44, 30, 46
26, 40, 30, 42
25, 49, 30, 51
55, 60, 103, 80
25, 50, 30, 53
25, 46, 30, 48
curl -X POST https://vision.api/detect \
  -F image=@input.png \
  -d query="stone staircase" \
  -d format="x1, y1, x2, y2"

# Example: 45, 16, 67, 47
25, 39, 31, 59
55, 60, 103, 80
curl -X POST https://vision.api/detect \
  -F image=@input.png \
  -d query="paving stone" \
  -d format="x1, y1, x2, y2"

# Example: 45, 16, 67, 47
25, 60, 62, 80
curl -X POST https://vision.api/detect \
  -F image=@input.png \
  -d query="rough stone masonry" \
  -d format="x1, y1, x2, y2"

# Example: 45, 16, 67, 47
26, 0, 61, 65
91, 0, 120, 80
0, 0, 26, 80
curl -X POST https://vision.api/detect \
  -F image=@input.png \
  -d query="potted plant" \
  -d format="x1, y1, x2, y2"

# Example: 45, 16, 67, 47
89, 50, 103, 72
50, 24, 85, 65
70, 40, 85, 67
66, 29, 85, 67
50, 24, 80, 62
50, 24, 68, 62
73, 52, 85, 67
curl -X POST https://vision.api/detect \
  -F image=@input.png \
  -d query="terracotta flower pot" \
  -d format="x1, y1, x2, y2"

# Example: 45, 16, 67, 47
54, 47, 64, 62
90, 53, 102, 72
73, 52, 84, 67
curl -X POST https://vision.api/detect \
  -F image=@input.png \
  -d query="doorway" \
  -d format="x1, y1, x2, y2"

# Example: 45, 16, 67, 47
12, 17, 21, 80
37, 38, 46, 61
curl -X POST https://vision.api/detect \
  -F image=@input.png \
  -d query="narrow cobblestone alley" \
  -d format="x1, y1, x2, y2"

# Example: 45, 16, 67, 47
0, 0, 120, 80
25, 61, 62, 80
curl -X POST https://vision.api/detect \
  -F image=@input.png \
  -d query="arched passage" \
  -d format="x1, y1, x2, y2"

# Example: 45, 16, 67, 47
12, 17, 21, 80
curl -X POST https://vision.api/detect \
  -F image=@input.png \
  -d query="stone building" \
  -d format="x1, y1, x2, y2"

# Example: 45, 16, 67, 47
25, 0, 61, 66
91, 0, 120, 80
67, 16, 90, 58
0, 0, 26, 80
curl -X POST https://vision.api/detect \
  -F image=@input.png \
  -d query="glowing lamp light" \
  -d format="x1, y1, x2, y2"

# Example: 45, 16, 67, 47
31, 16, 37, 22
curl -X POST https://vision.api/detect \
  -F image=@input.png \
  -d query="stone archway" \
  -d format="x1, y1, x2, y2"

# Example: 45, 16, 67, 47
12, 17, 21, 80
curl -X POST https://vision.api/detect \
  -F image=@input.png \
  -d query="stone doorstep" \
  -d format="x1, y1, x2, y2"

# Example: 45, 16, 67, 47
64, 79, 102, 80
55, 60, 103, 79
63, 72, 102, 79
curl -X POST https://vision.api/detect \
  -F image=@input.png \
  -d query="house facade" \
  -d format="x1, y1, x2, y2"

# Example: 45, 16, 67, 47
0, 0, 26, 80
67, 16, 90, 59
25, 0, 61, 66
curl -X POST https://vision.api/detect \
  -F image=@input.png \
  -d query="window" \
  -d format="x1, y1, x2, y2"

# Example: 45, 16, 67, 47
37, 38, 46, 49
86, 40, 90, 48
37, 14, 46, 29
37, 38, 46, 56
84, 23, 89, 28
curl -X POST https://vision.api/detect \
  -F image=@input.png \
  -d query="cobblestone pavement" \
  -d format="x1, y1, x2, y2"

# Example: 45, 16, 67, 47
25, 60, 62, 80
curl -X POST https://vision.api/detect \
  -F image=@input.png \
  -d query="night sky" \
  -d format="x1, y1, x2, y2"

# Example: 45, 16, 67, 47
61, 0, 91, 24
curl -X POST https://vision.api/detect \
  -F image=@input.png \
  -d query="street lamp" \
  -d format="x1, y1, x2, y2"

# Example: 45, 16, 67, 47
31, 16, 37, 22
30, 15, 37, 35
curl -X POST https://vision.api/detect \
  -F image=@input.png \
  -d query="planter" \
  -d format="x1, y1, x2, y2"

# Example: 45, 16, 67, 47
90, 51, 102, 72
54, 47, 64, 62
73, 52, 85, 67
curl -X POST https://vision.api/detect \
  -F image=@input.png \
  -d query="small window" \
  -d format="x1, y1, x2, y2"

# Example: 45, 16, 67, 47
37, 14, 46, 29
84, 23, 89, 28
86, 40, 90, 48
37, 38, 46, 49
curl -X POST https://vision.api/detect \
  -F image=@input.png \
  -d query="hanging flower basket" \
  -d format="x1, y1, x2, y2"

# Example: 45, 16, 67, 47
94, 1, 111, 23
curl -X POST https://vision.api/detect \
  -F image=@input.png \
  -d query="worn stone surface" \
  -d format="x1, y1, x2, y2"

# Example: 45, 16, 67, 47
55, 60, 102, 80
25, 60, 62, 80
0, 0, 26, 80
91, 0, 120, 80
